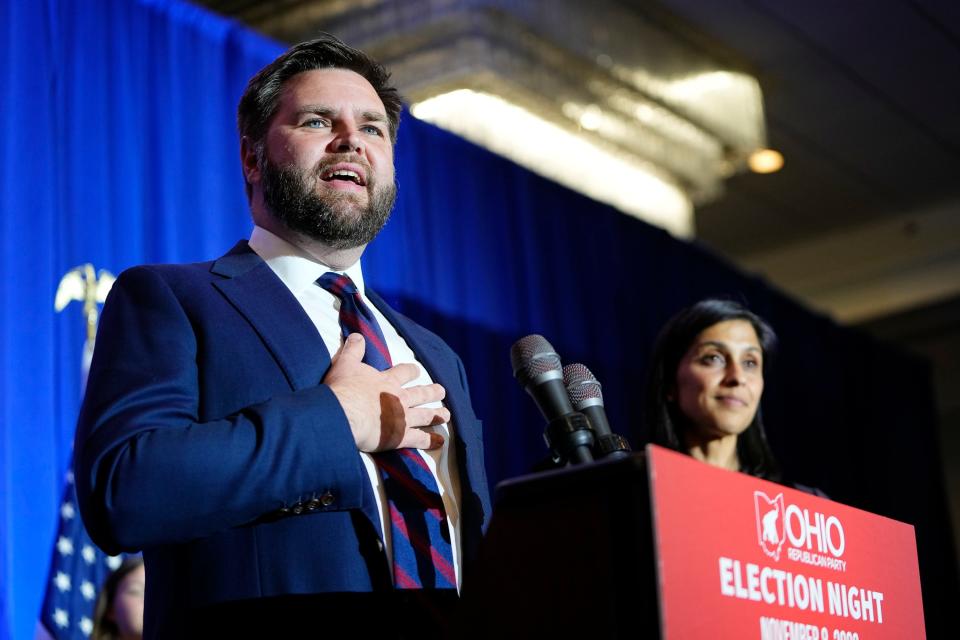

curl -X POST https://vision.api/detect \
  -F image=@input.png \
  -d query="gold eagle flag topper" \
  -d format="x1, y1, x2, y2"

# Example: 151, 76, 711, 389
55, 264, 116, 359
43, 265, 121, 638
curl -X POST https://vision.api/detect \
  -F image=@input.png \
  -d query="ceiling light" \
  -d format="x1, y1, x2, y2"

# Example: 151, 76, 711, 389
748, 148, 784, 174
577, 104, 603, 131
411, 89, 694, 237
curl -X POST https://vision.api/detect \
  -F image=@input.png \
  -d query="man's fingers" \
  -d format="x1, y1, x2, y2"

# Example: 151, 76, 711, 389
398, 383, 446, 408
381, 362, 421, 387
405, 405, 451, 429
399, 428, 444, 451
330, 347, 450, 453
335, 333, 366, 363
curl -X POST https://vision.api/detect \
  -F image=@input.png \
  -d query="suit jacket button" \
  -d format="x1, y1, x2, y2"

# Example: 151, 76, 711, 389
320, 491, 335, 507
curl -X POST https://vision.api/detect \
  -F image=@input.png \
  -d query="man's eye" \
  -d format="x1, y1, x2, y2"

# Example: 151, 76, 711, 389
743, 359, 760, 369
362, 125, 384, 136
303, 119, 327, 128
701, 354, 724, 365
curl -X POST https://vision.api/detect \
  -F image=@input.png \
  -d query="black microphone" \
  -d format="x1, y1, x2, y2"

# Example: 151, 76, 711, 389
563, 363, 631, 459
510, 335, 595, 465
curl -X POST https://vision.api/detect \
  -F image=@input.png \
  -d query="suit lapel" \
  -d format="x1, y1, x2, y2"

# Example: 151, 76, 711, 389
211, 242, 330, 391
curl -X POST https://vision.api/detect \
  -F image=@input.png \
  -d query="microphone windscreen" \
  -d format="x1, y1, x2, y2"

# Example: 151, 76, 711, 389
563, 363, 604, 408
510, 334, 562, 387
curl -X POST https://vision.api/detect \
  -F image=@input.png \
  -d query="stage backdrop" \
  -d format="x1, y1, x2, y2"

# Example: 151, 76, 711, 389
1, 1, 956, 639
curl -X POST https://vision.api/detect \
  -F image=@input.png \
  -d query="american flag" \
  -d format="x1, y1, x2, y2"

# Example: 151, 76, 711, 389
39, 266, 124, 639
36, 471, 125, 640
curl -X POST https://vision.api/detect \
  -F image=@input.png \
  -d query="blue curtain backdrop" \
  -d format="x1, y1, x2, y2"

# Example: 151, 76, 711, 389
1, 1, 956, 638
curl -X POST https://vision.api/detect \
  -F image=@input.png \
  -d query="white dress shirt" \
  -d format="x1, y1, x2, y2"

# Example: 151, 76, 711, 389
248, 226, 463, 588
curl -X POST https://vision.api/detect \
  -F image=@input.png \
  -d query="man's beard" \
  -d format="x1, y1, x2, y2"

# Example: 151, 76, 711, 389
260, 155, 396, 250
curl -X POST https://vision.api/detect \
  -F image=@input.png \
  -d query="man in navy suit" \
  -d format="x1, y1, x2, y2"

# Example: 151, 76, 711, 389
74, 35, 490, 638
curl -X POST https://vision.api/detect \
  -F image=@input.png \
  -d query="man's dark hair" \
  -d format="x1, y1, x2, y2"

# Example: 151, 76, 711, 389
642, 297, 782, 482
237, 33, 402, 149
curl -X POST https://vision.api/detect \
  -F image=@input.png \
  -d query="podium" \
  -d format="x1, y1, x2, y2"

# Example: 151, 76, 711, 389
461, 454, 659, 637
460, 445, 925, 639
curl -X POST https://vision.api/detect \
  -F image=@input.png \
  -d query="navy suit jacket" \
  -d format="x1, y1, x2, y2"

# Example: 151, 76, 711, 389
74, 242, 491, 637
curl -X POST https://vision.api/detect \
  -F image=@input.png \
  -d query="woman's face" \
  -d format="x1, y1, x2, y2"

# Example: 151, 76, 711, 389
673, 319, 764, 442
111, 563, 145, 640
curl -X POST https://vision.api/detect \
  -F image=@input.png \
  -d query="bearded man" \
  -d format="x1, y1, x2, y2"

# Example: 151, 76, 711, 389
74, 35, 490, 639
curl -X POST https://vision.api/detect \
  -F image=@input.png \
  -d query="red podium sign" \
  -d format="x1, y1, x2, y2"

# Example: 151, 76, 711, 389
647, 445, 925, 639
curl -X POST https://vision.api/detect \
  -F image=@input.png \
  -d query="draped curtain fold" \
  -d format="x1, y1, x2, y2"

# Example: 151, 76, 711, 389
1, 1, 956, 639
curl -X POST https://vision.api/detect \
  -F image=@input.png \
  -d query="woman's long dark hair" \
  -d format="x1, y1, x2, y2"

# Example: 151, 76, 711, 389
91, 556, 144, 640
643, 298, 782, 481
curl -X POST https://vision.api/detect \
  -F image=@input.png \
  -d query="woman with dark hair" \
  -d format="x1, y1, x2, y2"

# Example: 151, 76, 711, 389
91, 557, 144, 640
643, 298, 782, 481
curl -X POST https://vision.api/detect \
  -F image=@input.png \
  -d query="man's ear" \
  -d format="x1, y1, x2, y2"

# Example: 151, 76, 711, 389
240, 136, 260, 186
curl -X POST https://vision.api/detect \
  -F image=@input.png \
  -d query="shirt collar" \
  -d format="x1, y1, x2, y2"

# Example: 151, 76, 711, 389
248, 225, 366, 295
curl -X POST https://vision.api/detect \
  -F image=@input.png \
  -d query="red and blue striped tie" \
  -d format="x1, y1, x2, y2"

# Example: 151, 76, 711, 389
317, 272, 456, 590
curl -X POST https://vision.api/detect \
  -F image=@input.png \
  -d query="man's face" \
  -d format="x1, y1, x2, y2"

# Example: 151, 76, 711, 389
253, 68, 397, 249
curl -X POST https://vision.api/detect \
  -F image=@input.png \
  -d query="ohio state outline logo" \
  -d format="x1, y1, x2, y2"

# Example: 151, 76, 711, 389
754, 490, 786, 561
